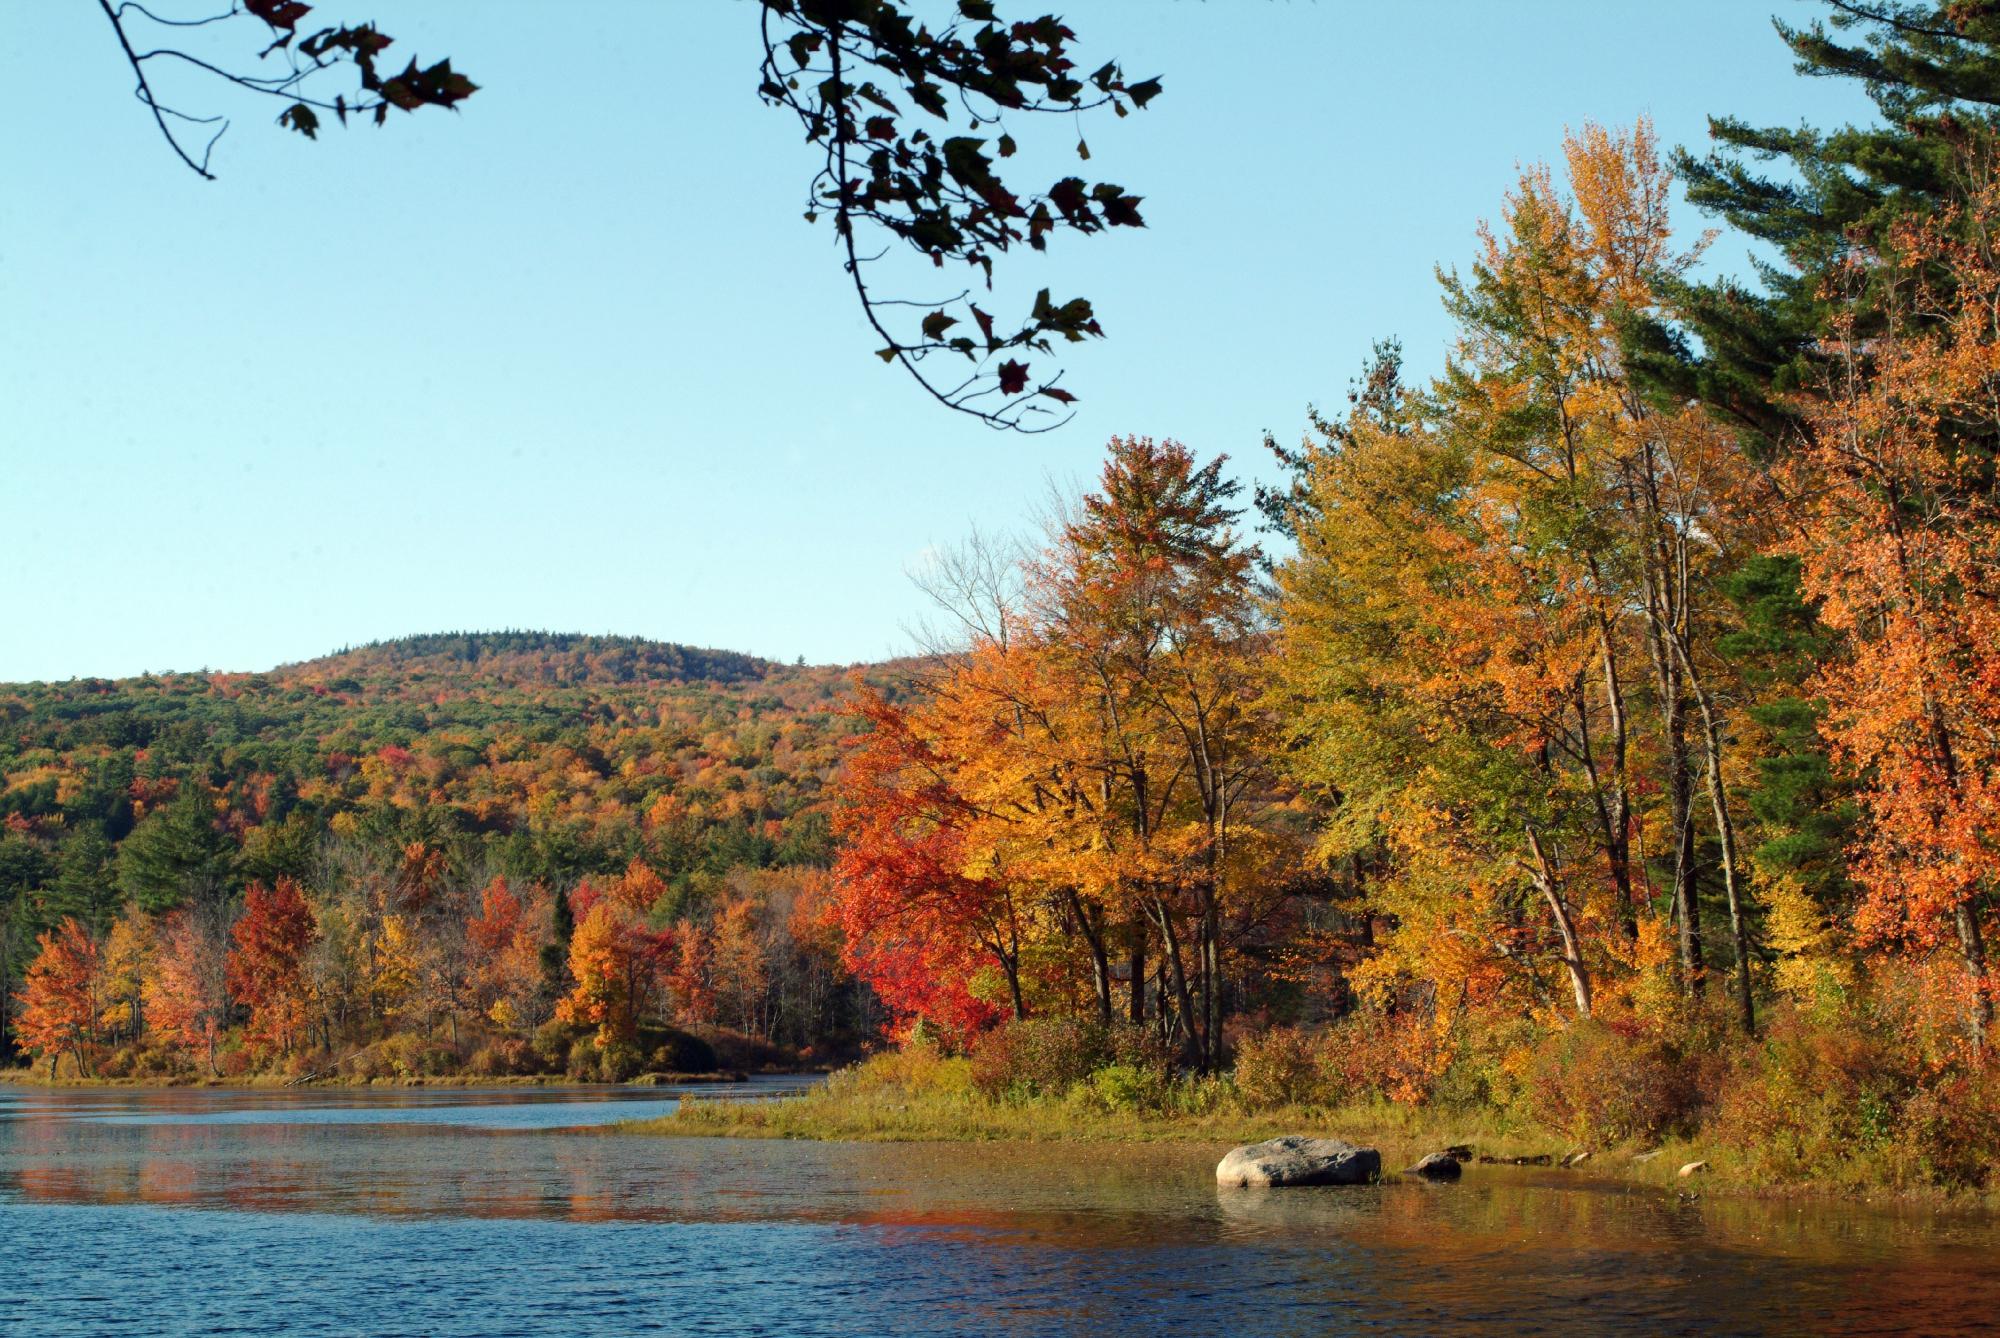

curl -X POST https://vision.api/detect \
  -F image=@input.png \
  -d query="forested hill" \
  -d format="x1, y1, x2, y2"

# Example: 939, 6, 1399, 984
282, 632, 779, 690
0, 632, 885, 938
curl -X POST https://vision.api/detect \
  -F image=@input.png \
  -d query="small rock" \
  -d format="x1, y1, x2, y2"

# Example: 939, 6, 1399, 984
1677, 1160, 1709, 1178
1561, 1150, 1591, 1168
1215, 1136, 1382, 1188
1406, 1152, 1463, 1181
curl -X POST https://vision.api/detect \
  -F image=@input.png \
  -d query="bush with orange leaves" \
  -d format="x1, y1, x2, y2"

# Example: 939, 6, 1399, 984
1708, 990, 2000, 1193
1521, 1015, 1704, 1147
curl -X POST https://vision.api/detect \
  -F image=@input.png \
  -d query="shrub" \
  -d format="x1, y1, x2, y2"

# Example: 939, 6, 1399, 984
1885, 1068, 2000, 1192
1080, 1061, 1164, 1114
639, 1026, 718, 1074
970, 1017, 1108, 1100
376, 1033, 460, 1079
534, 1018, 586, 1073
1232, 1026, 1325, 1109
1523, 1019, 1700, 1146
597, 1040, 643, 1082
1707, 1010, 1913, 1185
565, 1035, 601, 1082
702, 1027, 789, 1073
469, 1038, 536, 1077
830, 1036, 974, 1098
218, 1041, 253, 1078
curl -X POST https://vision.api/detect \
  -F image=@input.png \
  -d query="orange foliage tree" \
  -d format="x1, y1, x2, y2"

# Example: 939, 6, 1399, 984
16, 918, 100, 1077
465, 876, 551, 1031
144, 909, 232, 1075
1789, 173, 2000, 1050
555, 860, 676, 1046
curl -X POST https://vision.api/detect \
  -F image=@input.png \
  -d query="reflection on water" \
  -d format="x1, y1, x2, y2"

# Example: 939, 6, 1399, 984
2, 1085, 1995, 1336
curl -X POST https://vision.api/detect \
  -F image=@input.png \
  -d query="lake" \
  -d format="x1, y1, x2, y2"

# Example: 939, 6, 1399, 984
1, 1084, 1995, 1336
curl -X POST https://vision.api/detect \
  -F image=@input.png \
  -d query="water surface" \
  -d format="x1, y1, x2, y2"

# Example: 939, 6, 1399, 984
2, 1084, 1994, 1335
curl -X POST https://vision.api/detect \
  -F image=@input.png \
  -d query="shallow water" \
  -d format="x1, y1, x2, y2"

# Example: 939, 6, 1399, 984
2, 1085, 1995, 1335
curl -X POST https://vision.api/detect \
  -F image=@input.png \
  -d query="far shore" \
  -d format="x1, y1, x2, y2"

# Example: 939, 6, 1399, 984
0, 1068, 801, 1091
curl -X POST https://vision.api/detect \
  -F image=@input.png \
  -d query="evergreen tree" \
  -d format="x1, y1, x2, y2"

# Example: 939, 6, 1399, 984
43, 826, 117, 937
116, 786, 234, 915
1664, 1, 2000, 450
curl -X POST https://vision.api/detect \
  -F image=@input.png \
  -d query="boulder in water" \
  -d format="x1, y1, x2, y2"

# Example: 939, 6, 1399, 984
1406, 1152, 1463, 1181
1216, 1136, 1381, 1188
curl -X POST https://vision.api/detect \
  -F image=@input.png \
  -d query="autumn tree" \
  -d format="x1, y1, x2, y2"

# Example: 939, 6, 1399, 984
227, 878, 318, 1056
830, 435, 1287, 1063
555, 861, 676, 1047
1025, 435, 1280, 1066
1787, 162, 2000, 1049
97, 908, 157, 1046
1273, 125, 1766, 1031
145, 908, 231, 1074
827, 690, 1018, 1038
16, 919, 100, 1077
465, 876, 551, 1032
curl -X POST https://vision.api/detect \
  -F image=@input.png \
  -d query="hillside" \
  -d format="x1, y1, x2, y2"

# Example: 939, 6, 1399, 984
0, 632, 910, 1070
0, 631, 892, 891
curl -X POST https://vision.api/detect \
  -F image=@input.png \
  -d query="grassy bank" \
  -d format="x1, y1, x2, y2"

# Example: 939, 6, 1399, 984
626, 1048, 1654, 1173
621, 1046, 1999, 1205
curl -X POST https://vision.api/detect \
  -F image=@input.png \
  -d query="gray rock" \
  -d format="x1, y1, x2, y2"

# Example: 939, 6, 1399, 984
1406, 1152, 1463, 1181
1216, 1136, 1382, 1188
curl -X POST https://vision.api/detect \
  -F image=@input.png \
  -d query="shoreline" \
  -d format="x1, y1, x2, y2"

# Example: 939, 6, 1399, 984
619, 1084, 2000, 1211
10, 1064, 1991, 1209
0, 1068, 794, 1091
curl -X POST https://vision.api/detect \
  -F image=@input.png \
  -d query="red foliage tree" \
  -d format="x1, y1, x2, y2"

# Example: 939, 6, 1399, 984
465, 876, 550, 1029
227, 878, 319, 1056
826, 691, 1012, 1041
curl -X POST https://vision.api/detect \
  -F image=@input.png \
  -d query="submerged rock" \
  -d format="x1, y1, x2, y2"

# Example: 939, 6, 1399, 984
1406, 1152, 1463, 1181
1216, 1136, 1382, 1188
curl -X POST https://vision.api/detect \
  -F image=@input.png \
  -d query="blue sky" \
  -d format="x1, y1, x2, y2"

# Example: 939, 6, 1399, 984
1, 2, 1872, 680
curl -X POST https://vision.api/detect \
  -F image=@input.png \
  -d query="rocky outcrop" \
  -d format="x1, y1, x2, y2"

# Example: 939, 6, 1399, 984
1216, 1136, 1382, 1188
1405, 1152, 1463, 1181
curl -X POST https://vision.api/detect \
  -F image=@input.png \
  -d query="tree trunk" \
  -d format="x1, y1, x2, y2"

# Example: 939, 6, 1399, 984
1525, 825, 1592, 1019
1956, 900, 1992, 1052
1127, 918, 1145, 1025
1065, 891, 1112, 1022
1676, 640, 1756, 1035
1152, 898, 1199, 1062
